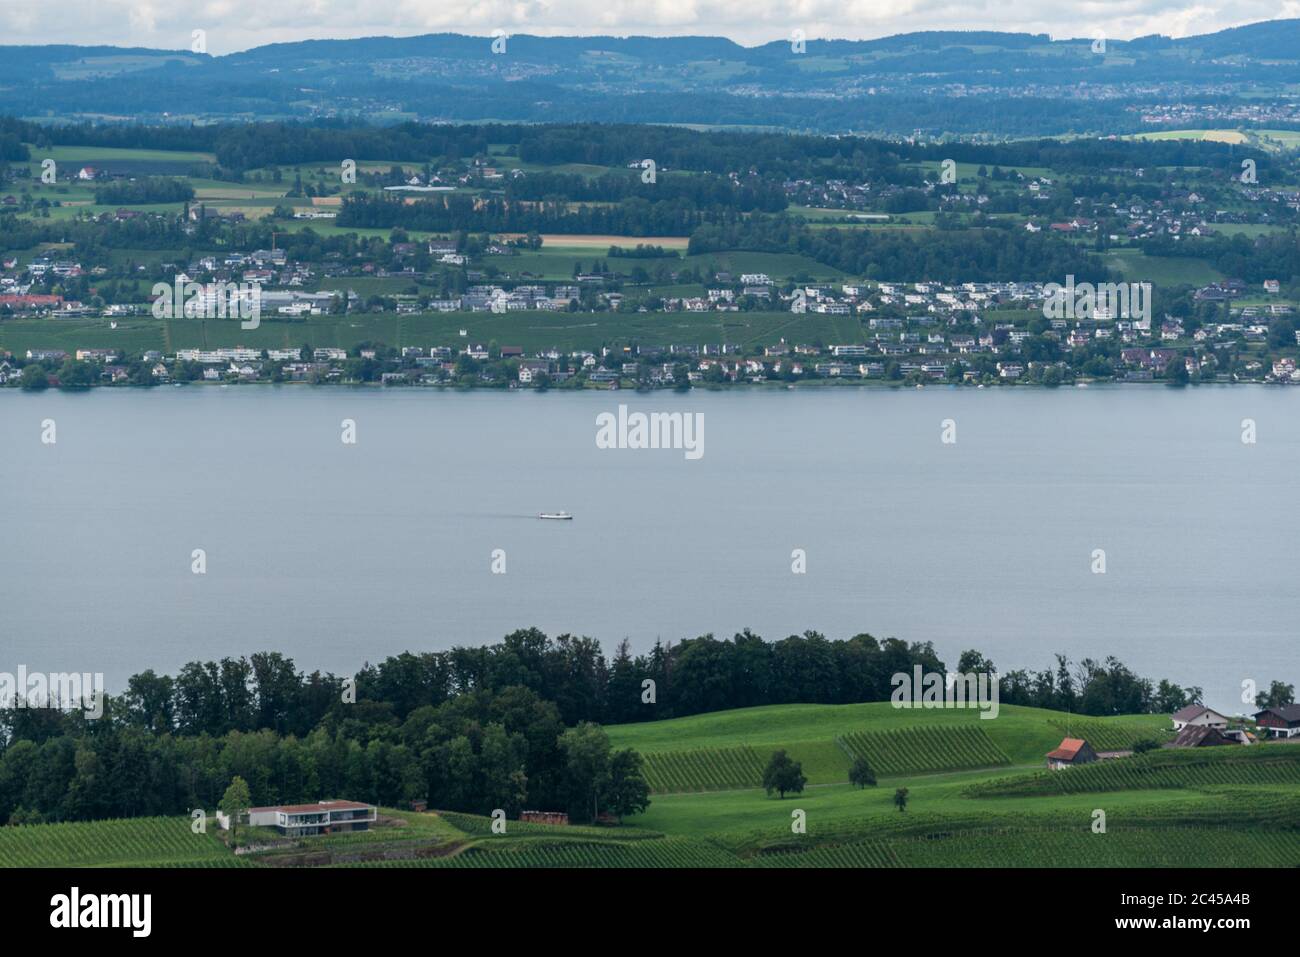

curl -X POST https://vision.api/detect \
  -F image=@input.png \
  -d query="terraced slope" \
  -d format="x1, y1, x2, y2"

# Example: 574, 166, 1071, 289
965, 744, 1300, 796
838, 725, 1011, 775
641, 746, 767, 792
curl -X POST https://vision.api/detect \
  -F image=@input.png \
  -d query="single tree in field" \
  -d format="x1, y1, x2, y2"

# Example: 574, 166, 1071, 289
893, 787, 909, 813
606, 749, 652, 823
849, 756, 877, 789
220, 776, 252, 843
1132, 738, 1160, 754
762, 750, 806, 799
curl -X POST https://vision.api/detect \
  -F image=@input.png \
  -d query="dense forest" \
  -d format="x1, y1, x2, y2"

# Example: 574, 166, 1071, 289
0, 628, 1206, 826
688, 216, 1113, 284
337, 192, 715, 236
1, 117, 1271, 179
93, 177, 195, 205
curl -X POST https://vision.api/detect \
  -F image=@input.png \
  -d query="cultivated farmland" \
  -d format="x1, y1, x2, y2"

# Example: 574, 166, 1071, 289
837, 725, 1011, 775
966, 743, 1300, 797
0, 816, 238, 868
641, 746, 767, 793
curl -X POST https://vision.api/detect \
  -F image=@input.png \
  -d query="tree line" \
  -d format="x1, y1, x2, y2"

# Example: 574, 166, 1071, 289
4, 116, 1268, 181
337, 192, 715, 236
689, 216, 1113, 284
0, 626, 1214, 827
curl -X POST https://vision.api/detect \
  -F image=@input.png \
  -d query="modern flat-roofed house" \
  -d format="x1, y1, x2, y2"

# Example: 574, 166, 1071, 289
246, 800, 376, 837
1253, 704, 1300, 739
1045, 737, 1097, 770
1171, 704, 1229, 732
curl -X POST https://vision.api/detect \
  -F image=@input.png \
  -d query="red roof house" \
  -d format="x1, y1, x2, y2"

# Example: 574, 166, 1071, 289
1046, 737, 1098, 769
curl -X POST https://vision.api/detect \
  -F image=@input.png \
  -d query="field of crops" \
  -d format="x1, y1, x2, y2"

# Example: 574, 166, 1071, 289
1047, 717, 1164, 752
342, 820, 1300, 868
756, 826, 1300, 868
641, 745, 767, 793
0, 816, 237, 867
966, 745, 1300, 797
837, 725, 1011, 775
343, 837, 741, 868
888, 827, 1300, 867
435, 810, 660, 839
753, 841, 900, 868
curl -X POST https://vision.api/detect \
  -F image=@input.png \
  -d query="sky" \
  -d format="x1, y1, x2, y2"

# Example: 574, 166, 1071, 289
0, 0, 1296, 55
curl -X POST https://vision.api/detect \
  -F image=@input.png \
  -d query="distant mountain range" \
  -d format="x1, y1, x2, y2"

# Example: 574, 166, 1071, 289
3, 20, 1300, 136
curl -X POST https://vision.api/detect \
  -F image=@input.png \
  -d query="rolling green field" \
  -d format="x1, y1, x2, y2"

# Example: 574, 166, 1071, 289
2, 703, 1294, 869
605, 701, 1166, 765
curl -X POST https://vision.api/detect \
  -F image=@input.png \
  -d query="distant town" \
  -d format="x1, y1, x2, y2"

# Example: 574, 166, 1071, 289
4, 120, 1300, 391
5, 260, 1299, 389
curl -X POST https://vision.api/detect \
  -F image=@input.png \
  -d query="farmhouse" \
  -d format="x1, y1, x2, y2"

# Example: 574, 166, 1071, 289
1169, 725, 1234, 748
1253, 704, 1300, 739
1045, 737, 1097, 769
1171, 704, 1228, 731
243, 800, 376, 837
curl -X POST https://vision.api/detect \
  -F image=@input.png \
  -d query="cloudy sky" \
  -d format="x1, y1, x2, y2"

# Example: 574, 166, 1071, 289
1, 0, 1297, 54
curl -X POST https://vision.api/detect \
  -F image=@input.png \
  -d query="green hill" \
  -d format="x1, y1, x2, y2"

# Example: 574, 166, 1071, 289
607, 701, 1168, 789
5, 704, 1295, 869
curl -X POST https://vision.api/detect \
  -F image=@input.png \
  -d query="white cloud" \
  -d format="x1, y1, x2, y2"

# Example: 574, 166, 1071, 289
0, 0, 1291, 53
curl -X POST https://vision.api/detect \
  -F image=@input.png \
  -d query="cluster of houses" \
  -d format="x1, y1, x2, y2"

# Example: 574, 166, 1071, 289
1021, 189, 1300, 240
6, 230, 1300, 387
1139, 102, 1300, 128
1045, 703, 1300, 769
786, 163, 1300, 237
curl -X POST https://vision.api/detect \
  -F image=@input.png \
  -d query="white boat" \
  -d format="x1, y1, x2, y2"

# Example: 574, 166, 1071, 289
538, 511, 572, 520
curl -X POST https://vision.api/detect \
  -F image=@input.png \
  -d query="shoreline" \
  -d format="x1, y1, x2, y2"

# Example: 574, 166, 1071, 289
3, 378, 1289, 394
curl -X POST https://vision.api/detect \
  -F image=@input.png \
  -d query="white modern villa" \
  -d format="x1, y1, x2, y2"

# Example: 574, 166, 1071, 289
235, 800, 377, 837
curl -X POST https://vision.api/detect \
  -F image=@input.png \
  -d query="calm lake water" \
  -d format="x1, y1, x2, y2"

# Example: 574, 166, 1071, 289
2, 384, 1295, 714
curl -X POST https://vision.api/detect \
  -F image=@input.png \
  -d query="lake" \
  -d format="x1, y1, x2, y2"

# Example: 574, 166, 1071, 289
2, 383, 1295, 714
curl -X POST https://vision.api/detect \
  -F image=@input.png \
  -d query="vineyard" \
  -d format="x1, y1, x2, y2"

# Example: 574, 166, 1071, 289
755, 827, 1300, 868
1047, 717, 1167, 752
338, 822, 1300, 868
753, 841, 900, 868
435, 810, 661, 839
889, 826, 1300, 867
837, 725, 1011, 775
0, 816, 239, 868
640, 745, 767, 793
965, 744, 1300, 797
340, 837, 741, 868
